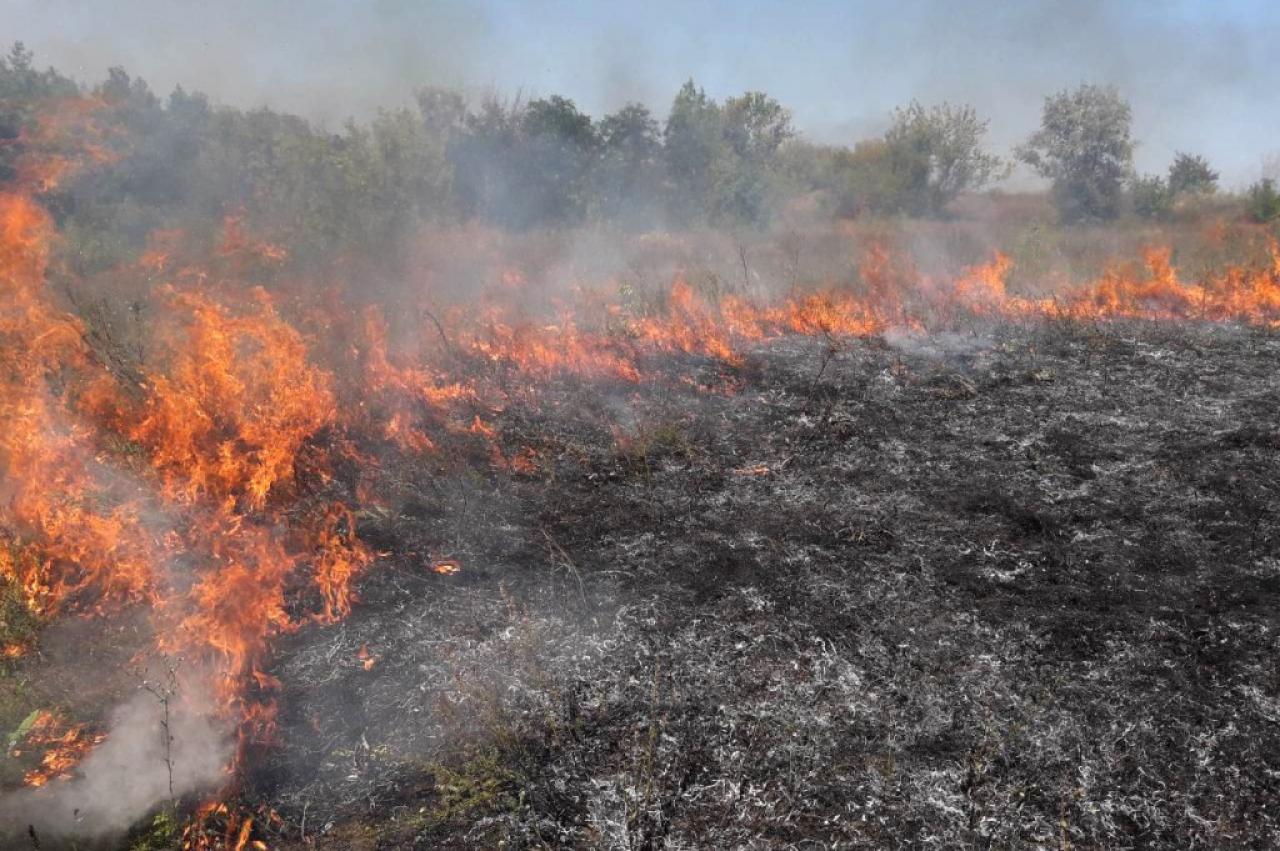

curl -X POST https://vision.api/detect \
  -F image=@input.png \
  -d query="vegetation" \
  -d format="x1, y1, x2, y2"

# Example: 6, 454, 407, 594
0, 42, 77, 181
1018, 84, 1135, 222
880, 101, 1007, 215
1130, 173, 1173, 220
0, 564, 39, 657
1167, 151, 1219, 196
3, 34, 1280, 851
1246, 177, 1280, 223
5, 41, 1270, 282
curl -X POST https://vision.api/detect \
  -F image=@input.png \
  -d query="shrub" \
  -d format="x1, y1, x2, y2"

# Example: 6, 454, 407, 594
1246, 178, 1280, 223
1130, 174, 1173, 220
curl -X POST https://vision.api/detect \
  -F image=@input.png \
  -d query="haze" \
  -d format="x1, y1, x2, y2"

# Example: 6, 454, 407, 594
7, 0, 1278, 188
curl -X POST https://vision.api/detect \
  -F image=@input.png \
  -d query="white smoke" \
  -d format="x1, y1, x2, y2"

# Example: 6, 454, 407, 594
0, 680, 233, 843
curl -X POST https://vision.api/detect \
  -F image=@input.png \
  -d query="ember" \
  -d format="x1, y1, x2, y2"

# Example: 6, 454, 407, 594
430, 559, 462, 576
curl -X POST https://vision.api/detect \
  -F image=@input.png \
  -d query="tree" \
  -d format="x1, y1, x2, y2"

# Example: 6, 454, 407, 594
415, 86, 468, 138
0, 42, 79, 182
663, 80, 723, 221
367, 107, 452, 234
710, 92, 794, 224
828, 139, 913, 217
1018, 84, 1134, 222
721, 92, 793, 160
592, 103, 662, 223
1167, 152, 1218, 196
449, 92, 524, 223
882, 101, 1005, 215
515, 95, 598, 225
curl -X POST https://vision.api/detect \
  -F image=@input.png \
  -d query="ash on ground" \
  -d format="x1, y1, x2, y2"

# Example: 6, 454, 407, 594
260, 321, 1279, 849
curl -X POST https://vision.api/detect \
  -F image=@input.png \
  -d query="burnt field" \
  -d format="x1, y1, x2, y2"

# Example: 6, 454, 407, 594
257, 320, 1280, 849
8, 16, 1280, 849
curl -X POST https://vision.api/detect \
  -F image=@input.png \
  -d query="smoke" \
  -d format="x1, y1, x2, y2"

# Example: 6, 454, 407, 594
0, 679, 233, 843
9, 1, 1278, 184
3, 0, 491, 127
883, 326, 995, 361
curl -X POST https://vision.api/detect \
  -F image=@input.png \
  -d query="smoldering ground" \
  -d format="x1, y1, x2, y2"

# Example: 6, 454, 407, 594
251, 322, 1280, 848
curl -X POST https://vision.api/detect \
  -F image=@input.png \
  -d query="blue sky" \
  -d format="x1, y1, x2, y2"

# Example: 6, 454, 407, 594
7, 0, 1279, 186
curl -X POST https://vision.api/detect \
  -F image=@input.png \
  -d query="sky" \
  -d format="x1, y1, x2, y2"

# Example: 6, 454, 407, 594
6, 0, 1279, 187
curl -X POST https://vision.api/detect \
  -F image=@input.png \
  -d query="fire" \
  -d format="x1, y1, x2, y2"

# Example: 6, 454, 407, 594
356, 644, 379, 671
431, 558, 462, 576
1, 151, 156, 616
10, 95, 115, 193
13, 710, 106, 787
124, 285, 336, 511
631, 276, 743, 364
182, 802, 271, 851
4, 95, 1280, 845
1, 98, 371, 819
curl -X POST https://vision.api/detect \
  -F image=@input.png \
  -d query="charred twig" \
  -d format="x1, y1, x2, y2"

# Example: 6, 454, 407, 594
541, 526, 586, 605
140, 655, 182, 810
59, 284, 148, 395
421, 304, 458, 360
813, 330, 843, 386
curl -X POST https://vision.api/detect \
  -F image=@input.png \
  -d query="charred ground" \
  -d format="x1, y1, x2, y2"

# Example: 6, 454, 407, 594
247, 320, 1280, 849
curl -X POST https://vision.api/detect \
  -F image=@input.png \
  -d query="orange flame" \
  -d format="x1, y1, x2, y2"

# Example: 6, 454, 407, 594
5, 95, 1280, 833
430, 559, 462, 576
15, 711, 106, 787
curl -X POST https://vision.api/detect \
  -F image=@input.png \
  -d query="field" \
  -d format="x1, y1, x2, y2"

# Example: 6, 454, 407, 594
12, 309, 1277, 847
3, 115, 1280, 849
217, 318, 1278, 849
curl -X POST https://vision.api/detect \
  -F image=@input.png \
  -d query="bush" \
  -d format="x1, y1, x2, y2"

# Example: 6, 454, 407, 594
1246, 178, 1280, 223
1130, 174, 1173, 220
828, 140, 912, 217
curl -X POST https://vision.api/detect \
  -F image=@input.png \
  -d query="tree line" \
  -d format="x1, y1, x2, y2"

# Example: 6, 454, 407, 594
2, 42, 1265, 273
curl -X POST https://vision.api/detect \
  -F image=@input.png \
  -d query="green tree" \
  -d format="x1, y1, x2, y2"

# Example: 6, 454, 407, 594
663, 80, 723, 221
450, 93, 525, 224
415, 87, 468, 138
709, 92, 794, 224
1018, 84, 1134, 222
828, 139, 913, 217
882, 101, 1005, 215
721, 91, 793, 160
516, 95, 598, 225
592, 102, 662, 223
0, 42, 79, 182
1167, 152, 1218, 196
